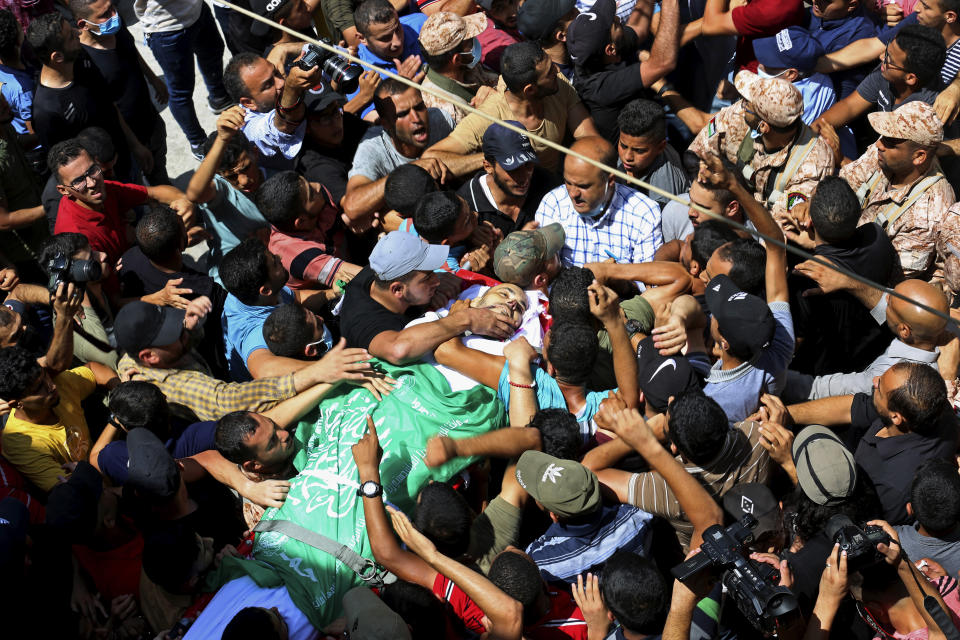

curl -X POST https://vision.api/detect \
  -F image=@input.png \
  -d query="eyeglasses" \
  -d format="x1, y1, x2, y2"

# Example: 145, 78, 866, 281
882, 46, 907, 72
64, 163, 102, 192
879, 135, 907, 148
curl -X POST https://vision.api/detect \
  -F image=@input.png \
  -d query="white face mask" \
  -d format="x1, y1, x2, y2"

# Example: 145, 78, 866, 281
757, 66, 789, 80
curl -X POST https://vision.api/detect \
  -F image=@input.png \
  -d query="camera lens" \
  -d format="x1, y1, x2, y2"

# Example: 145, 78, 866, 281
69, 259, 102, 283
322, 57, 363, 94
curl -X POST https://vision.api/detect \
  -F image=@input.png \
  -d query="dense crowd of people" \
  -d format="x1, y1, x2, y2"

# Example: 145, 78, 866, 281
4, 0, 960, 637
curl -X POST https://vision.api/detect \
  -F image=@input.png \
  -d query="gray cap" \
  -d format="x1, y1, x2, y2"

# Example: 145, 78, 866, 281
342, 587, 411, 640
792, 425, 857, 506
369, 231, 449, 281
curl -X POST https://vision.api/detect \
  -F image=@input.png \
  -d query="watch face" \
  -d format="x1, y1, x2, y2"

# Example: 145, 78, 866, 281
361, 481, 382, 497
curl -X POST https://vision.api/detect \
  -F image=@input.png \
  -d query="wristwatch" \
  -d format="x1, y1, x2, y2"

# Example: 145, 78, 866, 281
357, 480, 383, 499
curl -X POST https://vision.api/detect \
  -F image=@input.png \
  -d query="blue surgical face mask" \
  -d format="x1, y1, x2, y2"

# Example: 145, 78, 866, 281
84, 12, 121, 36
580, 182, 611, 218
750, 126, 763, 140
461, 38, 482, 69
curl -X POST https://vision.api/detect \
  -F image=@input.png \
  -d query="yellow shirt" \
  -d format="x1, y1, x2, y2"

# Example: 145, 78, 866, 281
1, 366, 96, 491
446, 76, 582, 174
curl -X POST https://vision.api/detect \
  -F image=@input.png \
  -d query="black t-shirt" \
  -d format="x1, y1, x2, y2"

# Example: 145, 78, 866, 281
33, 52, 130, 176
340, 266, 415, 350
227, 0, 275, 55
790, 223, 898, 376
849, 392, 958, 524
572, 61, 651, 143
118, 245, 224, 302
456, 168, 560, 238
81, 27, 160, 144
297, 112, 369, 205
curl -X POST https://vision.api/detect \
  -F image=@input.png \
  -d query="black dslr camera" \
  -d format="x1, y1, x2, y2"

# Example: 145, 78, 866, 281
46, 252, 101, 295
297, 40, 363, 94
672, 515, 799, 634
824, 515, 891, 573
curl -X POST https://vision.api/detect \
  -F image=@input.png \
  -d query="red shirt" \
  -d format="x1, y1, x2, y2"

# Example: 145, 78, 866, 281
72, 532, 144, 601
54, 180, 148, 263
433, 573, 487, 637
527, 589, 588, 640
730, 0, 805, 72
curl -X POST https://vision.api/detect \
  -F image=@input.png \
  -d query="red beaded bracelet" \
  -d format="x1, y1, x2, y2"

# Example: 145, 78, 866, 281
509, 380, 536, 389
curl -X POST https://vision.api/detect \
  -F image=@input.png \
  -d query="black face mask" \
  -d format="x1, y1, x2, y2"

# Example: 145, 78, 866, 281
615, 26, 640, 63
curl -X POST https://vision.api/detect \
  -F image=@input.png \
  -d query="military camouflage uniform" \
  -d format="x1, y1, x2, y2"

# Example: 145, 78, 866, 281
841, 145, 958, 292
688, 100, 836, 219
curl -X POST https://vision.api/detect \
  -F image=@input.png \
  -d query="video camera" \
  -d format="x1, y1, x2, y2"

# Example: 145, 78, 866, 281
824, 515, 891, 574
672, 515, 799, 634
45, 252, 101, 295
297, 40, 363, 95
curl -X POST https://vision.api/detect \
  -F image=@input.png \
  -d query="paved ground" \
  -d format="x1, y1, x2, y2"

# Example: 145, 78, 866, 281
119, 0, 232, 183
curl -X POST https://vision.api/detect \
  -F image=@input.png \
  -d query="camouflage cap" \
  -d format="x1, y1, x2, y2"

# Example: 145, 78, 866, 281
493, 222, 565, 287
734, 70, 803, 128
868, 101, 943, 148
418, 12, 487, 56
515, 450, 601, 519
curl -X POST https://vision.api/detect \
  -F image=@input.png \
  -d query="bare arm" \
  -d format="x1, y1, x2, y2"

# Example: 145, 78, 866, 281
611, 408, 724, 535
186, 106, 248, 204
246, 348, 313, 379
639, 0, 681, 87
701, 0, 738, 36
261, 381, 335, 427
786, 395, 855, 427
424, 427, 542, 468
0, 202, 44, 231
814, 92, 873, 129
189, 449, 291, 508
653, 86, 713, 135
390, 507, 524, 640
342, 175, 388, 222
815, 37, 884, 73
421, 135, 484, 177
368, 308, 515, 364
38, 283, 82, 375
590, 283, 639, 409
434, 337, 506, 389
568, 102, 600, 139
503, 337, 539, 427
419, 0, 476, 15
353, 419, 439, 587
701, 154, 788, 303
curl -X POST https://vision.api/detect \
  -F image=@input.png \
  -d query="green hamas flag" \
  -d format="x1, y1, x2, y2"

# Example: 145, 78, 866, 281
228, 360, 504, 629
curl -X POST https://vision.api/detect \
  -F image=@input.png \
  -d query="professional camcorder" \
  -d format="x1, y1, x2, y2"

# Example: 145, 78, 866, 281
297, 40, 363, 94
672, 515, 799, 634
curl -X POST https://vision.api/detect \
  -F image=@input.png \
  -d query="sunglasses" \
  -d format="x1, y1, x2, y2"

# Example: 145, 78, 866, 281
879, 136, 908, 148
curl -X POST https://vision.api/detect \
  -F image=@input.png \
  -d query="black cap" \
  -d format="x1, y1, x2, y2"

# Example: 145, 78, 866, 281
0, 497, 29, 571
517, 0, 577, 41
482, 121, 538, 171
635, 336, 701, 413
248, 0, 293, 36
114, 301, 185, 354
566, 0, 615, 64
127, 428, 180, 499
704, 274, 775, 360
304, 81, 346, 115
45, 461, 103, 538
722, 483, 781, 538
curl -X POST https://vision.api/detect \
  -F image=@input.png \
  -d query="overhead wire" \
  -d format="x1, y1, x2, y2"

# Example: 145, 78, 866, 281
212, 0, 960, 329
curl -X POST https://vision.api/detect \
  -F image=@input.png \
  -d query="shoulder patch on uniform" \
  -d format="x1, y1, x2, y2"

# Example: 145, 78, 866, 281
786, 191, 808, 211
706, 117, 717, 137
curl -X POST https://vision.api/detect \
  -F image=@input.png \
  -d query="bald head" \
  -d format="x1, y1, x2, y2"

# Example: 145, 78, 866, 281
565, 137, 617, 177
563, 137, 618, 216
887, 279, 948, 345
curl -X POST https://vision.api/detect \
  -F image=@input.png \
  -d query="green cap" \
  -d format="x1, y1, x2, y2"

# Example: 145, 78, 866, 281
494, 223, 565, 287
515, 450, 601, 519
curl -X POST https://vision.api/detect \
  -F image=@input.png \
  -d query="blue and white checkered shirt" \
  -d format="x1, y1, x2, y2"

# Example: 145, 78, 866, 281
535, 183, 663, 267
